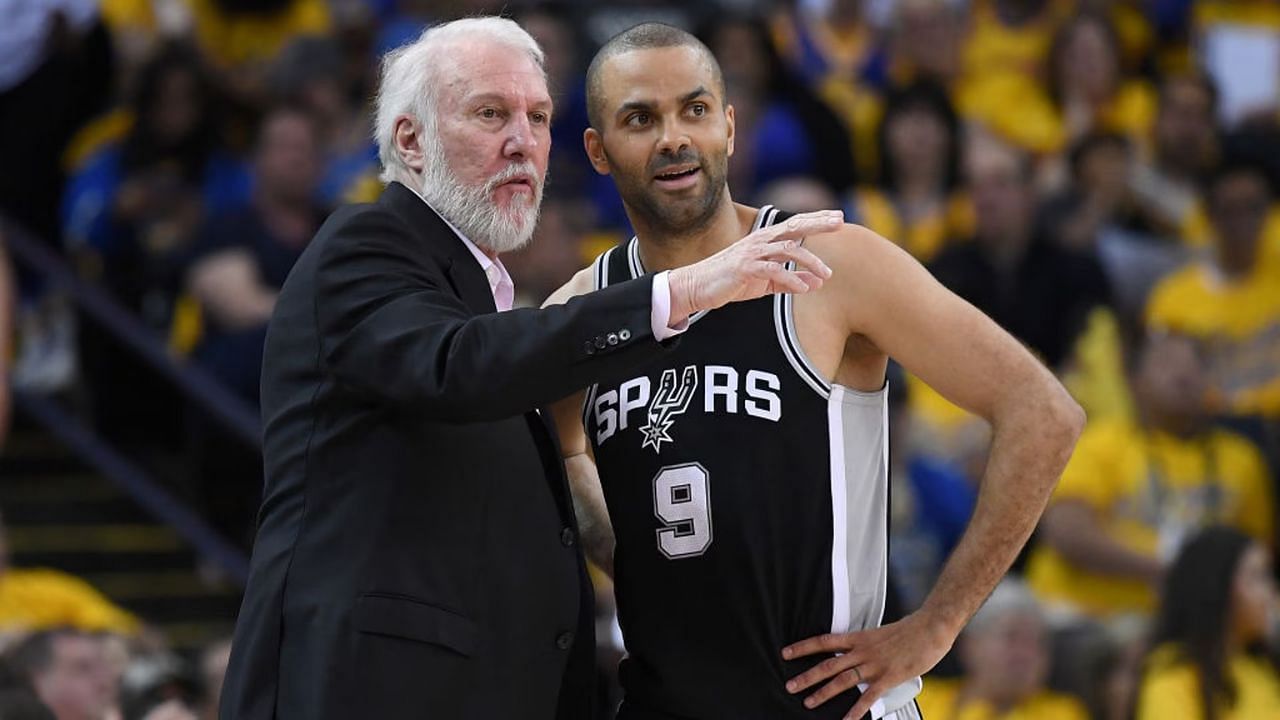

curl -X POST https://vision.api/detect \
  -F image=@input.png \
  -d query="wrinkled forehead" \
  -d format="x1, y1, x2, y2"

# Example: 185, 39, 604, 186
601, 46, 721, 109
437, 40, 551, 107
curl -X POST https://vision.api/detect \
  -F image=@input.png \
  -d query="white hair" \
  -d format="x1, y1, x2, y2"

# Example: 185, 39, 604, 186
373, 17, 546, 186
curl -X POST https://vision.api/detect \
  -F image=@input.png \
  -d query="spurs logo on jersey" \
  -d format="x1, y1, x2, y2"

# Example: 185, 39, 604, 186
639, 366, 698, 453
593, 364, 783, 451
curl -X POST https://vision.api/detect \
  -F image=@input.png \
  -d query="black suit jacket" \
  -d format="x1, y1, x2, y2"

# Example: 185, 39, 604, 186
221, 182, 671, 719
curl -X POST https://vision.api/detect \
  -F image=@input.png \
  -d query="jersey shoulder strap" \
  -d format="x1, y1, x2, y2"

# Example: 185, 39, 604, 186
586, 240, 630, 291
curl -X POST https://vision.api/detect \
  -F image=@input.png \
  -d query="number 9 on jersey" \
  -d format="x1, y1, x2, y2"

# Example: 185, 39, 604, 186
653, 463, 714, 559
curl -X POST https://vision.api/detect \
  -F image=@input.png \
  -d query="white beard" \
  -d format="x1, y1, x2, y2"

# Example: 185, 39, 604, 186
417, 132, 543, 255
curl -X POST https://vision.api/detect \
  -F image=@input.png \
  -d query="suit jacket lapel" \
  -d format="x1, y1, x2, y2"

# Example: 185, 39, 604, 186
380, 181, 498, 316
381, 184, 576, 523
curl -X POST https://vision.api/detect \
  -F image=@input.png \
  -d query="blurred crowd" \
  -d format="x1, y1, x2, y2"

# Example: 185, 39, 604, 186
1, 0, 1280, 718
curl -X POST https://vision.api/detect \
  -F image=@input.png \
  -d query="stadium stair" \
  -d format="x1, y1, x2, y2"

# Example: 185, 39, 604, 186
0, 417, 242, 652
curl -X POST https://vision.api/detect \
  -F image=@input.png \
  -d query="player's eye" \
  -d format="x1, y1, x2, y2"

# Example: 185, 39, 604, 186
479, 107, 501, 120
689, 102, 708, 117
626, 112, 650, 128
530, 111, 549, 125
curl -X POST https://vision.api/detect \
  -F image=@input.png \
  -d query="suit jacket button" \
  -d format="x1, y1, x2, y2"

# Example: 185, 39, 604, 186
594, 336, 607, 349
583, 340, 595, 355
606, 333, 619, 346
560, 527, 576, 547
556, 631, 575, 650
619, 329, 632, 341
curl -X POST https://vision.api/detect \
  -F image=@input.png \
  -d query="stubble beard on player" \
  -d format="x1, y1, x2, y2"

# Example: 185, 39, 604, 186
417, 126, 544, 255
621, 148, 729, 246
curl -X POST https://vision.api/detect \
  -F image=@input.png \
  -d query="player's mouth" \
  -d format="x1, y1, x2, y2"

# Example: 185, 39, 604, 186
653, 164, 701, 190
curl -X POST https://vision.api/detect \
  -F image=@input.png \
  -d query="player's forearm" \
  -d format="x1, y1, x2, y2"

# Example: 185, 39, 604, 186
918, 382, 1084, 638
565, 453, 616, 577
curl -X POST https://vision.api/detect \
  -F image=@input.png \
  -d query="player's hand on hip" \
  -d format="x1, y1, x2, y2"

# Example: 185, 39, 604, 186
782, 611, 953, 720
666, 210, 842, 323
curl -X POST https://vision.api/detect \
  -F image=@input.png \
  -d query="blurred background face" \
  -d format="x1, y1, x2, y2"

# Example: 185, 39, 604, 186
1156, 78, 1217, 175
967, 141, 1033, 245
150, 68, 203, 148
1230, 543, 1276, 645
887, 104, 948, 184
894, 0, 960, 82
1210, 172, 1270, 273
34, 635, 114, 720
518, 11, 577, 95
1134, 333, 1208, 424
1058, 18, 1118, 102
1077, 138, 1130, 199
962, 610, 1050, 704
826, 0, 865, 24
255, 111, 321, 205
707, 23, 769, 97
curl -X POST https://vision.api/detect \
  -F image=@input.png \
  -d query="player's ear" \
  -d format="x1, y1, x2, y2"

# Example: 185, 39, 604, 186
725, 104, 735, 159
584, 127, 612, 176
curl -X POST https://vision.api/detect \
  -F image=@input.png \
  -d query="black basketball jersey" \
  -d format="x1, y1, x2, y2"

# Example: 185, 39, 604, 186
584, 207, 923, 720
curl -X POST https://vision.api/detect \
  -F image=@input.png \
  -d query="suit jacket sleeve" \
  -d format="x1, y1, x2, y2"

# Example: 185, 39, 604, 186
314, 206, 667, 422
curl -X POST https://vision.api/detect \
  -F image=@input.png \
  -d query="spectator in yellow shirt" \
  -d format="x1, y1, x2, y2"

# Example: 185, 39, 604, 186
0, 513, 139, 637
1146, 157, 1280, 419
845, 80, 973, 263
1027, 331, 1274, 620
1136, 526, 1280, 720
959, 0, 1072, 88
917, 579, 1089, 720
1129, 73, 1221, 240
967, 12, 1156, 158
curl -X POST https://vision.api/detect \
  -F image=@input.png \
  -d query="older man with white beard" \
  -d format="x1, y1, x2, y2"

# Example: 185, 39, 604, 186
219, 16, 840, 720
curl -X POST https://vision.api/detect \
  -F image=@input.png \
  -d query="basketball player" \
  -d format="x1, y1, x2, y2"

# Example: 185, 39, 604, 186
544, 24, 1084, 720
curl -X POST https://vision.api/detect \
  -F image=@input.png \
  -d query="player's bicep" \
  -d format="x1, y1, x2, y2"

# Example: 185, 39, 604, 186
848, 234, 1050, 422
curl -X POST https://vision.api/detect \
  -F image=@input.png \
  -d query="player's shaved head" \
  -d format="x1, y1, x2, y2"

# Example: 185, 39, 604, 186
585, 22, 726, 131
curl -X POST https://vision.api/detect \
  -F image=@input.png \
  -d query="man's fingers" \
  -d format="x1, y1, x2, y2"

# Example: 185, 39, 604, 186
764, 244, 832, 280
755, 261, 810, 294
763, 210, 844, 243
844, 681, 888, 720
782, 632, 848, 660
794, 271, 824, 291
786, 653, 856, 694
802, 667, 865, 709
